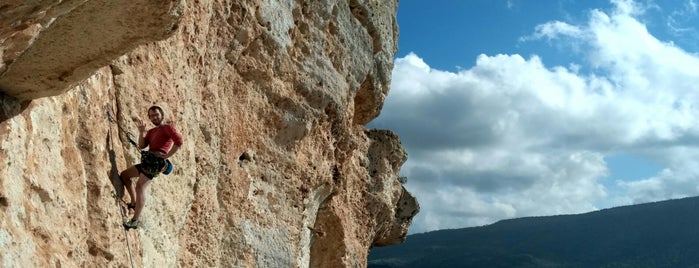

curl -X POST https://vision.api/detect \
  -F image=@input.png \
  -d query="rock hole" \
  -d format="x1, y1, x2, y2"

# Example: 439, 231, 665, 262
332, 166, 340, 184
239, 152, 251, 161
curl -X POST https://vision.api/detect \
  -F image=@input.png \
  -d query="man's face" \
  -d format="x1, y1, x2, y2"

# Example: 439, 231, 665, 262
148, 109, 163, 126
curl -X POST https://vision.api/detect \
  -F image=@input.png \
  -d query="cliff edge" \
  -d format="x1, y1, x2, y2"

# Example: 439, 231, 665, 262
0, 0, 418, 267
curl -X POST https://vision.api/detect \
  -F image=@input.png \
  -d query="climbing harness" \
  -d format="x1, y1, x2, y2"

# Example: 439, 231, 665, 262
139, 151, 170, 175
105, 105, 136, 268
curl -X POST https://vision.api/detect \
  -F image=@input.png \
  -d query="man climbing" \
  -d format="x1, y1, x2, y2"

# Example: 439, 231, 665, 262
119, 105, 183, 229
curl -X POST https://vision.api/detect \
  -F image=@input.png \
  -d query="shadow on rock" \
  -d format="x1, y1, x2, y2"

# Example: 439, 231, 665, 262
0, 92, 30, 123
106, 131, 124, 199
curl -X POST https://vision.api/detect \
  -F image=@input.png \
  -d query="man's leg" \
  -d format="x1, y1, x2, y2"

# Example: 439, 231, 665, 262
131, 173, 152, 221
119, 166, 139, 205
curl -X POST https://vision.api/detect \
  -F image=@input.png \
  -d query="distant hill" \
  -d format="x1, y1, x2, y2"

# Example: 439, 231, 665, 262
368, 196, 699, 268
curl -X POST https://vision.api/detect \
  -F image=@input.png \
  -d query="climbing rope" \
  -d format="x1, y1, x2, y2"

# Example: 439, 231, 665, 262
105, 106, 138, 148
105, 105, 136, 268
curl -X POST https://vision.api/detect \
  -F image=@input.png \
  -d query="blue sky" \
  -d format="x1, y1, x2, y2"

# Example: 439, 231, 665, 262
369, 0, 699, 234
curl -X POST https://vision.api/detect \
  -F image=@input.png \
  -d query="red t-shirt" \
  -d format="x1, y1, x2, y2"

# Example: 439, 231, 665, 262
144, 124, 183, 154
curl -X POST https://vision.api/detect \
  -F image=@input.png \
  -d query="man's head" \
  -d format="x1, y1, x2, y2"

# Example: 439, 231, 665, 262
148, 106, 165, 126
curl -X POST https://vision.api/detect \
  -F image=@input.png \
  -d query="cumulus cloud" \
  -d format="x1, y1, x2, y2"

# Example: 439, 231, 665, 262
371, 0, 699, 233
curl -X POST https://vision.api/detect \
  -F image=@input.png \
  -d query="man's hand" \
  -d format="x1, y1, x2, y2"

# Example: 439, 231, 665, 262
137, 119, 147, 133
136, 118, 148, 149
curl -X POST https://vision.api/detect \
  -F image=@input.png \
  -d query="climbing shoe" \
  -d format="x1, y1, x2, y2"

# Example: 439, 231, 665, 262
123, 219, 140, 230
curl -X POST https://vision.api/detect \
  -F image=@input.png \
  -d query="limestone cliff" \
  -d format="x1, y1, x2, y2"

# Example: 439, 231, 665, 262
0, 0, 418, 267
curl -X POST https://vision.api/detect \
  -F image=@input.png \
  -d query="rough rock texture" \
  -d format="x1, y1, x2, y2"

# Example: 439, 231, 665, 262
0, 0, 419, 267
0, 0, 184, 99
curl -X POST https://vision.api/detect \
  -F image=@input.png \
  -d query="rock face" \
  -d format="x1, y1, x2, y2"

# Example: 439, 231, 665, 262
0, 0, 418, 267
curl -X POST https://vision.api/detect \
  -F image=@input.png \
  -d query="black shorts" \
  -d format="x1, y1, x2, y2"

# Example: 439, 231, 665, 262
137, 151, 167, 179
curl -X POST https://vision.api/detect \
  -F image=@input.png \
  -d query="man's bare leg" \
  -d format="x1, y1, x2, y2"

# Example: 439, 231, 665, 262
132, 173, 152, 221
119, 166, 139, 205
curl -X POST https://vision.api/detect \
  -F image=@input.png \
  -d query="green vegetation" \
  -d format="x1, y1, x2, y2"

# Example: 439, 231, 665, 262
369, 196, 699, 268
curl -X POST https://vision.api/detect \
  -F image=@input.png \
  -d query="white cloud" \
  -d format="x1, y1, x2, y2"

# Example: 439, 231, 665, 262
690, 0, 698, 13
611, 0, 646, 16
619, 146, 699, 203
372, 0, 699, 233
526, 21, 584, 41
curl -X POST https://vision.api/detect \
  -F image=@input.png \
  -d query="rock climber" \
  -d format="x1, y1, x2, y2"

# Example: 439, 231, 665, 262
119, 105, 183, 229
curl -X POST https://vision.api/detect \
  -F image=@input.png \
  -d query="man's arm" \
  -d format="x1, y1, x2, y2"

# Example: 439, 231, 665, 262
165, 124, 183, 158
138, 132, 148, 149
165, 144, 180, 159
137, 119, 148, 149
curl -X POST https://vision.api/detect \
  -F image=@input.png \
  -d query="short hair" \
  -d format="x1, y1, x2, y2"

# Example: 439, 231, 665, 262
148, 105, 165, 118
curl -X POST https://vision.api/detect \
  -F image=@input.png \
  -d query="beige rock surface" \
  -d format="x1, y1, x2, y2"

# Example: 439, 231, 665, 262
0, 0, 418, 267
